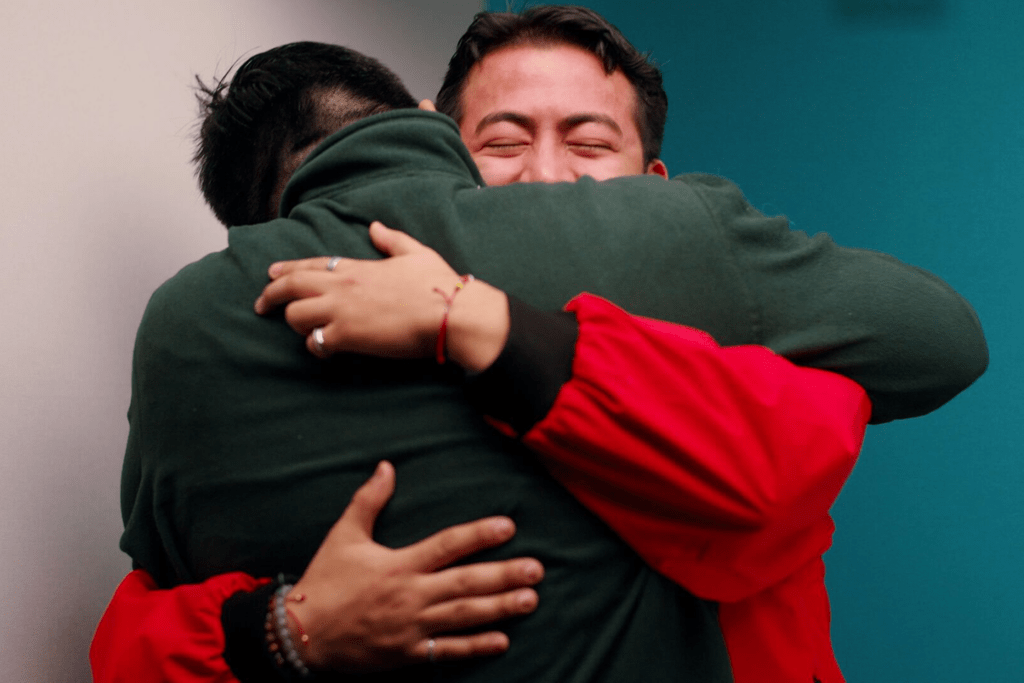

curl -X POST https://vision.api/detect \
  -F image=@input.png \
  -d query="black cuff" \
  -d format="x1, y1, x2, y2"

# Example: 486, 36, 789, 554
465, 295, 578, 435
222, 579, 300, 683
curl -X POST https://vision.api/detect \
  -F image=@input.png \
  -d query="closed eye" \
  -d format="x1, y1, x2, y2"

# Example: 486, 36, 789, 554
568, 142, 614, 156
483, 141, 528, 155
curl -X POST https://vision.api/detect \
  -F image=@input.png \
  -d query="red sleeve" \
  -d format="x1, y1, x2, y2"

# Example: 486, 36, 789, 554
90, 569, 268, 683
520, 294, 871, 602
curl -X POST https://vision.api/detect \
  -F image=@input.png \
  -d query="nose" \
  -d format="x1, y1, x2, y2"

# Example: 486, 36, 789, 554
520, 145, 576, 183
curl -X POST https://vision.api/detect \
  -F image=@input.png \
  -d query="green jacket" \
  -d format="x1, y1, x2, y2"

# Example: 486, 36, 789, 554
121, 110, 986, 683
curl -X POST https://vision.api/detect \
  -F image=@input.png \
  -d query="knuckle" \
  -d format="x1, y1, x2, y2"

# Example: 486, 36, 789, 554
430, 531, 464, 564
349, 485, 372, 509
351, 472, 378, 499
449, 569, 478, 594
446, 599, 474, 622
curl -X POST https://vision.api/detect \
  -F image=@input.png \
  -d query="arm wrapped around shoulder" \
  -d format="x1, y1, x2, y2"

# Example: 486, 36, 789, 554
690, 174, 988, 423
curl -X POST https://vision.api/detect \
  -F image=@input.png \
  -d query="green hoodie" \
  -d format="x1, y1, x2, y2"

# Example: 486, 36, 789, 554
121, 109, 985, 683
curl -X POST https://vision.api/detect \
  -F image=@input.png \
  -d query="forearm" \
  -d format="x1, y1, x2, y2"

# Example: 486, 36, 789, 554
102, 463, 541, 681
468, 294, 870, 600
91, 569, 266, 683
445, 278, 510, 373
667, 173, 988, 423
91, 571, 318, 683
741, 232, 988, 423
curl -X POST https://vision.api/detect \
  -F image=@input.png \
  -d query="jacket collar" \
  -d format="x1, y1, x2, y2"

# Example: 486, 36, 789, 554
280, 109, 484, 216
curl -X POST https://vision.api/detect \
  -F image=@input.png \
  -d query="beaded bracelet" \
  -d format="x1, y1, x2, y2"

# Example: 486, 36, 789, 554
434, 274, 475, 364
265, 577, 312, 679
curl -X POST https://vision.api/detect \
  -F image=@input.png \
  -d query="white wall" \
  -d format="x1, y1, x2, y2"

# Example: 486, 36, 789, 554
0, 1, 481, 679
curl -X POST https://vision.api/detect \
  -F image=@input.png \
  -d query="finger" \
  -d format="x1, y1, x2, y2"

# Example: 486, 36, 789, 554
334, 461, 396, 540
267, 256, 348, 280
256, 271, 330, 315
282, 297, 332, 336
419, 588, 539, 634
369, 221, 430, 258
423, 558, 543, 604
306, 326, 333, 359
415, 632, 510, 662
399, 516, 517, 572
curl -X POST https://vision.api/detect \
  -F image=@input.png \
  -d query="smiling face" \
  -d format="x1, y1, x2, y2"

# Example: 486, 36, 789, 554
457, 43, 667, 186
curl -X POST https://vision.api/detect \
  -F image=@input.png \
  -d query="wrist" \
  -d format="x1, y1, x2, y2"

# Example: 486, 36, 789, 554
464, 297, 578, 434
445, 280, 510, 373
283, 589, 327, 671
264, 579, 316, 679
222, 582, 283, 682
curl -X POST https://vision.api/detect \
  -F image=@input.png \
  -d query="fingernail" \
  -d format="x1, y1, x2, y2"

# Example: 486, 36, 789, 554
490, 518, 514, 538
517, 589, 537, 610
522, 560, 542, 582
268, 262, 282, 277
254, 297, 264, 314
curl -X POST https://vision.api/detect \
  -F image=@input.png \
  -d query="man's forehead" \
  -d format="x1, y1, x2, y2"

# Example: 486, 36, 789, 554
459, 42, 639, 130
473, 111, 623, 135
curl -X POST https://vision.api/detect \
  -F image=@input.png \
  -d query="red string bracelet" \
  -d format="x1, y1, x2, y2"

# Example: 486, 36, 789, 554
433, 274, 475, 364
285, 607, 310, 647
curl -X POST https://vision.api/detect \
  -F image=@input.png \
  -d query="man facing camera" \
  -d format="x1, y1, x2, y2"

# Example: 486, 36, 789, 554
93, 7, 986, 683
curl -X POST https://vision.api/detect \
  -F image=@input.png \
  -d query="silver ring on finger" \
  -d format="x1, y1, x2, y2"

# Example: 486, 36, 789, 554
311, 327, 326, 355
326, 256, 342, 272
426, 638, 436, 663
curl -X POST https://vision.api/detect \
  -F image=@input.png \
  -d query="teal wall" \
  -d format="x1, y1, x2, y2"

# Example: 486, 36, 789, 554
489, 2, 1022, 680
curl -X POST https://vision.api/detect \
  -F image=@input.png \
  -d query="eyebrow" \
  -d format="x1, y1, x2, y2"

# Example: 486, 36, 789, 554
560, 113, 622, 136
474, 111, 622, 136
475, 111, 533, 135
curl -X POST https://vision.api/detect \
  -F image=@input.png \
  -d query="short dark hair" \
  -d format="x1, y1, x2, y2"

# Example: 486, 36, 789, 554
436, 5, 667, 165
194, 41, 416, 227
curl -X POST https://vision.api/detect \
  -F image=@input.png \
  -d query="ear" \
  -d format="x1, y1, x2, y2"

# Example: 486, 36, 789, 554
645, 159, 669, 179
418, 99, 437, 112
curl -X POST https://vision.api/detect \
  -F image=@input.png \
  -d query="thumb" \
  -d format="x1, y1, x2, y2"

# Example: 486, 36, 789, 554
337, 460, 396, 539
369, 221, 429, 257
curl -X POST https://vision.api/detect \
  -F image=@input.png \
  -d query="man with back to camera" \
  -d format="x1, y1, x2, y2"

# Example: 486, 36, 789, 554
92, 7, 987, 683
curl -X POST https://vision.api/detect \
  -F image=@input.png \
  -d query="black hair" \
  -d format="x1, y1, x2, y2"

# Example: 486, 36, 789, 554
193, 41, 417, 227
436, 5, 667, 165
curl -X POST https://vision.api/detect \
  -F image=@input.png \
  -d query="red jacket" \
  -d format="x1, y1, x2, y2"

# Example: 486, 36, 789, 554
523, 295, 868, 682
92, 294, 869, 683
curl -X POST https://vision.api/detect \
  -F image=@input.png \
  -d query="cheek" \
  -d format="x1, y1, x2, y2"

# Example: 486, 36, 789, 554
571, 155, 641, 182
473, 155, 523, 187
